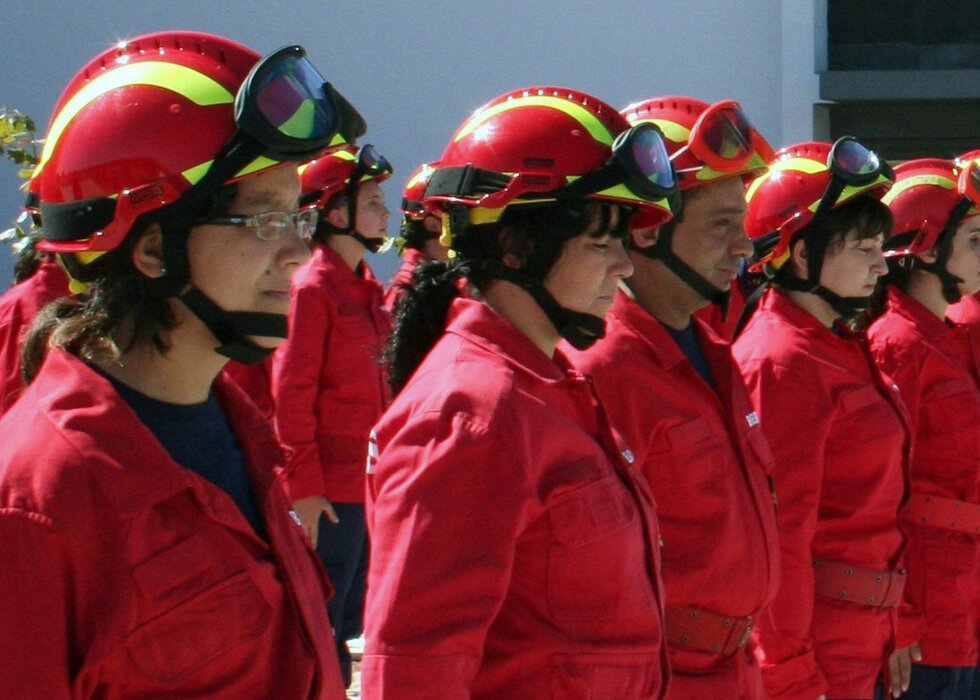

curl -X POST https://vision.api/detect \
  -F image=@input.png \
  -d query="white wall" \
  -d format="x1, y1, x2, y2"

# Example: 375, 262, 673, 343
0, 0, 812, 288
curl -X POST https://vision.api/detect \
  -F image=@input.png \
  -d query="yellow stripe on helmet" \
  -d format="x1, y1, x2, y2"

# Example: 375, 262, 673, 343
35, 61, 235, 177
628, 117, 691, 145
455, 94, 614, 147
881, 173, 955, 205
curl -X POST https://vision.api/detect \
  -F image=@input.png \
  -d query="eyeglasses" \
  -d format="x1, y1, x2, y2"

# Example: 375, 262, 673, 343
197, 208, 319, 241
183, 45, 367, 205
674, 100, 774, 174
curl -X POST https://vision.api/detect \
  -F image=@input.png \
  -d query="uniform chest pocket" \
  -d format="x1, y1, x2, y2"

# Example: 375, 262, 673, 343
829, 385, 903, 449
922, 379, 980, 435
546, 475, 655, 621
125, 536, 273, 686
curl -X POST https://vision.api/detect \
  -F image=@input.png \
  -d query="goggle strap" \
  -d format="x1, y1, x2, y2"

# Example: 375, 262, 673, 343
39, 196, 117, 243
424, 165, 512, 199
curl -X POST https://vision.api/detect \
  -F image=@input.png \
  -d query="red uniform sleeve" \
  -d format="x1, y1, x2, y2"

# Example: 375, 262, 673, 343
273, 283, 330, 501
0, 509, 73, 699
361, 412, 533, 699
741, 359, 831, 699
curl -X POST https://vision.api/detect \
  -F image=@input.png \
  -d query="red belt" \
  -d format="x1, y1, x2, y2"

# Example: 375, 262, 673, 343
813, 559, 906, 607
903, 491, 980, 535
664, 605, 753, 657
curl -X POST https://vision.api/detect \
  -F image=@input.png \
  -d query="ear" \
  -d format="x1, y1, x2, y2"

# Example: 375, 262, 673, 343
915, 247, 938, 265
326, 205, 348, 230
629, 226, 659, 250
787, 237, 810, 277
422, 214, 441, 234
131, 223, 167, 278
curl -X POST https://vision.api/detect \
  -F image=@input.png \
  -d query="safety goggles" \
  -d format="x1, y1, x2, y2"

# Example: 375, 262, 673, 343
348, 144, 394, 188
673, 100, 774, 174
809, 137, 894, 222
553, 122, 678, 204
186, 45, 366, 202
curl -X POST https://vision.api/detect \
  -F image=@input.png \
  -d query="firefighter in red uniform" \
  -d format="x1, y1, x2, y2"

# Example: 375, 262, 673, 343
362, 86, 678, 699
272, 142, 394, 686
733, 138, 918, 700
383, 161, 449, 314
865, 158, 980, 700
0, 31, 364, 698
565, 95, 780, 699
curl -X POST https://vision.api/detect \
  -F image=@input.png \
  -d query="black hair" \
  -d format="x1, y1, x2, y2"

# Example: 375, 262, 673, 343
384, 201, 621, 393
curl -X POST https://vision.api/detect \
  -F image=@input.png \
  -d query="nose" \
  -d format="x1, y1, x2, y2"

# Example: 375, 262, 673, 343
869, 247, 887, 276
729, 224, 754, 260
609, 238, 634, 279
279, 224, 312, 268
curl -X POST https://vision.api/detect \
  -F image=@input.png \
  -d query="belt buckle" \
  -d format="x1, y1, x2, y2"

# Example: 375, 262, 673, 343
737, 615, 754, 649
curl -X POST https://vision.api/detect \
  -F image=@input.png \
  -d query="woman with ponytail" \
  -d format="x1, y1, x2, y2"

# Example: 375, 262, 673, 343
361, 87, 678, 699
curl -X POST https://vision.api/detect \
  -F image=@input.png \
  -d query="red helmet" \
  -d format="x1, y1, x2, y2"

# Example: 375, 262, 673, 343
401, 162, 439, 222
422, 86, 677, 235
744, 138, 893, 268
32, 31, 358, 255
956, 149, 980, 168
621, 95, 773, 191
299, 143, 393, 209
882, 158, 978, 256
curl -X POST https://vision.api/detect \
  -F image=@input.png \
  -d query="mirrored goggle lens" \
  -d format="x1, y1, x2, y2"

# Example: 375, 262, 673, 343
629, 126, 676, 191
700, 107, 753, 161
252, 54, 337, 142
357, 144, 391, 175
832, 138, 881, 179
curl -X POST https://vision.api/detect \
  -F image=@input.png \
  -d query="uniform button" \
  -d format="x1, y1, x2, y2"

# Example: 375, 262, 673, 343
622, 449, 635, 464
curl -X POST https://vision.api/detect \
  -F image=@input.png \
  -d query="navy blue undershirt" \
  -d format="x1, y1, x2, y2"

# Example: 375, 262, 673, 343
662, 321, 716, 389
98, 368, 267, 540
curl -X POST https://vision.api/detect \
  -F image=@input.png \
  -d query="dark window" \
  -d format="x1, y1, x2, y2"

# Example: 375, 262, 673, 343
828, 1, 980, 70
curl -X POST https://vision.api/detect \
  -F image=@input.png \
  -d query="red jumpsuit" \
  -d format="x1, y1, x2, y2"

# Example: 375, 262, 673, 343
382, 247, 426, 314
0, 257, 69, 414
567, 290, 780, 699
272, 244, 392, 503
867, 287, 980, 667
363, 298, 669, 699
0, 349, 345, 699
733, 288, 912, 700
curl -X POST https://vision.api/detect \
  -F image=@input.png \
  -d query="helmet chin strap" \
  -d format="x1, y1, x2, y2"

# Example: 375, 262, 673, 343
140, 215, 287, 365
630, 227, 731, 313
178, 286, 286, 364
773, 270, 871, 318
496, 267, 606, 351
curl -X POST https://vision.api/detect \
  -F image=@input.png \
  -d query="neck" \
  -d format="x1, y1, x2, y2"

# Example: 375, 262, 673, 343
625, 253, 698, 330
784, 287, 840, 328
94, 306, 230, 405
904, 270, 949, 320
482, 279, 560, 358
326, 234, 366, 271
422, 237, 450, 261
